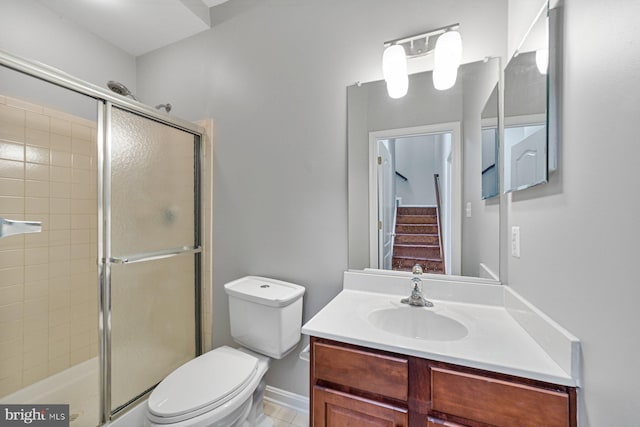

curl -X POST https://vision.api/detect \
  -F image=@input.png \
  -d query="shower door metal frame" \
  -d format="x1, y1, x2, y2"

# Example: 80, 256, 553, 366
99, 102, 204, 421
0, 48, 206, 426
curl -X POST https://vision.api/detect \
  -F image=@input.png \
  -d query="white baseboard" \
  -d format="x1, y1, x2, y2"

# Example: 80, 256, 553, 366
264, 385, 309, 415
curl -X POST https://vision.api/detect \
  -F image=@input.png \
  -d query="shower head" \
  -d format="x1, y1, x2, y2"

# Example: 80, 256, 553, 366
155, 103, 172, 113
107, 80, 171, 113
107, 81, 138, 101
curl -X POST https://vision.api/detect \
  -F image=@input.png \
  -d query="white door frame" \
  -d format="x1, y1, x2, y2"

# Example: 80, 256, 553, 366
377, 140, 394, 269
368, 122, 462, 274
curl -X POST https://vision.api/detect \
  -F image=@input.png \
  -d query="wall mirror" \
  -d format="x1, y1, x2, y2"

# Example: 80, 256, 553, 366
348, 58, 500, 282
504, 0, 558, 192
481, 84, 499, 199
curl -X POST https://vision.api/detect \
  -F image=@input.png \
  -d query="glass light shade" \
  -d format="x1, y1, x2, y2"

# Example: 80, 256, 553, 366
382, 44, 408, 98
434, 30, 462, 70
386, 75, 409, 99
433, 65, 458, 91
536, 48, 549, 74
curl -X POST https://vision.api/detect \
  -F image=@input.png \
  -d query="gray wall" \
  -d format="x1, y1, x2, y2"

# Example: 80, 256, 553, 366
0, 0, 136, 121
0, 0, 136, 93
504, 0, 640, 425
395, 134, 445, 206
136, 0, 507, 395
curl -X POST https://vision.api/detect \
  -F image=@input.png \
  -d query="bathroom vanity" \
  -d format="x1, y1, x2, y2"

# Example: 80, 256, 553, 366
310, 337, 575, 426
302, 270, 580, 427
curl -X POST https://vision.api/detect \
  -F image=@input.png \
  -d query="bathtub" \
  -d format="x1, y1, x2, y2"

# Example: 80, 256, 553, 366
0, 358, 99, 427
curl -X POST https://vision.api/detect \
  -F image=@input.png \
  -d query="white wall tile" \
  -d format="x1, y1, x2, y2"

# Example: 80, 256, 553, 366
0, 159, 24, 179
25, 145, 50, 165
25, 163, 49, 181
26, 128, 50, 148
0, 178, 24, 197
0, 250, 25, 269
26, 112, 50, 132
0, 267, 24, 289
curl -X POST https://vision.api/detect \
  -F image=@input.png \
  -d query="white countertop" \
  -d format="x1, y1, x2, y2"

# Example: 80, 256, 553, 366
302, 271, 580, 387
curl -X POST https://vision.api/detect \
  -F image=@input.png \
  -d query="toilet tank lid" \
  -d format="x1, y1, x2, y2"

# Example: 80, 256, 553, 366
224, 276, 305, 307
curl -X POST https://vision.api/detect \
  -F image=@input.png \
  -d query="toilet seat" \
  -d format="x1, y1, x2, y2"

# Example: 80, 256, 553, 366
148, 346, 258, 424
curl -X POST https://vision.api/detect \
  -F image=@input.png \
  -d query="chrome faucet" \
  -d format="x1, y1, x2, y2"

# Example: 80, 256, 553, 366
401, 264, 434, 307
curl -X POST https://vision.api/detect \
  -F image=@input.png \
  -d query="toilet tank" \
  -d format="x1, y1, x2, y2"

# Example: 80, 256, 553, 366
224, 276, 305, 359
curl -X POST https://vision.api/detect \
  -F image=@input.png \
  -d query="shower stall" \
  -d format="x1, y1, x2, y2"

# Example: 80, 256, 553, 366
0, 50, 211, 426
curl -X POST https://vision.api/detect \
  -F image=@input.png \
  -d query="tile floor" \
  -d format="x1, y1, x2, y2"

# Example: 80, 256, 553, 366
264, 401, 309, 427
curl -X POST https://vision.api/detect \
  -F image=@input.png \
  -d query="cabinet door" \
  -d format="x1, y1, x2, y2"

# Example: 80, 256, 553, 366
313, 386, 408, 427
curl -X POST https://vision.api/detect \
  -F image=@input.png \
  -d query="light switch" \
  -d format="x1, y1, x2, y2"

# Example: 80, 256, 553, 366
466, 202, 472, 218
511, 226, 520, 258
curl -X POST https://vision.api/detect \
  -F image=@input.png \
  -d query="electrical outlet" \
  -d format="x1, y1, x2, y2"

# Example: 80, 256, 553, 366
466, 202, 472, 218
511, 226, 521, 258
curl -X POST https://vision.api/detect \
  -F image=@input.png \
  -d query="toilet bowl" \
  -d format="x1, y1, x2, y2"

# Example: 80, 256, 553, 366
146, 277, 305, 427
146, 347, 270, 427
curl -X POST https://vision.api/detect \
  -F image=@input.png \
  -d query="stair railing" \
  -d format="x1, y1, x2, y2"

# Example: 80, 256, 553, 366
433, 174, 446, 274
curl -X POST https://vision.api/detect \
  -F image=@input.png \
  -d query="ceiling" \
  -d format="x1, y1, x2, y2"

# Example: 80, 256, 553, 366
36, 0, 232, 57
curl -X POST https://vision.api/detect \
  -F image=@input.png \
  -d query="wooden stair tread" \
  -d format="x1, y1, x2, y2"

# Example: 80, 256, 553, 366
396, 214, 437, 220
392, 255, 443, 262
393, 243, 440, 248
395, 225, 438, 231
397, 207, 437, 214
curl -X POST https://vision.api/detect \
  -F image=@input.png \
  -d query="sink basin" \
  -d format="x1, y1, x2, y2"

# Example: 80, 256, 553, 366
367, 306, 468, 341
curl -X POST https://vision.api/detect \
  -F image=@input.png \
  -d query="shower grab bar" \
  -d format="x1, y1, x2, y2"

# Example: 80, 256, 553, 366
108, 245, 202, 265
0, 217, 42, 239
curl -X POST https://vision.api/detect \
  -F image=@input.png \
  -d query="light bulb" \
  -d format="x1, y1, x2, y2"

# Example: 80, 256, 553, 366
536, 48, 549, 74
382, 44, 408, 98
433, 66, 458, 91
433, 30, 462, 91
386, 75, 409, 99
434, 30, 462, 71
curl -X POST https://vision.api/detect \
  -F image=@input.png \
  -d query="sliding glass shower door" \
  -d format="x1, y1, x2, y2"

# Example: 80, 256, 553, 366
0, 49, 206, 427
102, 105, 202, 416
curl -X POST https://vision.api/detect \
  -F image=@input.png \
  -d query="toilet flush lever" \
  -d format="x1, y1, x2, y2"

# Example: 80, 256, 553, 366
0, 217, 42, 239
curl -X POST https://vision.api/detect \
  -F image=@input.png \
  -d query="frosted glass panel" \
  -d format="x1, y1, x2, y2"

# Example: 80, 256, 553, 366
0, 65, 100, 427
110, 255, 195, 410
111, 108, 195, 255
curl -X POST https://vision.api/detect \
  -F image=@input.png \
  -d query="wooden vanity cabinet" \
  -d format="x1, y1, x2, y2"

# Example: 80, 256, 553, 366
310, 337, 577, 427
312, 338, 409, 426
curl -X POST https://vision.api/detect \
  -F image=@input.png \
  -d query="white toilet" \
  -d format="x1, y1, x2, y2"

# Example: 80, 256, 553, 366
145, 276, 305, 427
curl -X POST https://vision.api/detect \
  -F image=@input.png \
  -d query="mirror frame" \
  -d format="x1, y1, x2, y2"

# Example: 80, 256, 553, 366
503, 0, 561, 193
348, 59, 501, 283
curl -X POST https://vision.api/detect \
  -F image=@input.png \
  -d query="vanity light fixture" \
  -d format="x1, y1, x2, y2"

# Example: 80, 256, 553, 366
382, 24, 461, 98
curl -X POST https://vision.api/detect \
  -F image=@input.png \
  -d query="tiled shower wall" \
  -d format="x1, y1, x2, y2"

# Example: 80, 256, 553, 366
0, 95, 98, 397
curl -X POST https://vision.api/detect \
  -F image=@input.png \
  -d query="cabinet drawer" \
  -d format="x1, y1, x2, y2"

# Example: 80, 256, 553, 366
431, 367, 570, 427
313, 341, 409, 402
